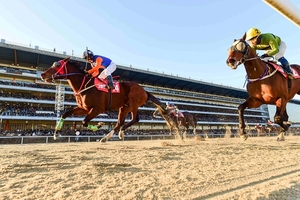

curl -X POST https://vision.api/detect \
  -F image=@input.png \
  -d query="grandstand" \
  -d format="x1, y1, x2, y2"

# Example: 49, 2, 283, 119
0, 39, 299, 137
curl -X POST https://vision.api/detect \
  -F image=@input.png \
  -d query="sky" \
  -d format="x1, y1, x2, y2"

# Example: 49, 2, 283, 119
0, 0, 300, 120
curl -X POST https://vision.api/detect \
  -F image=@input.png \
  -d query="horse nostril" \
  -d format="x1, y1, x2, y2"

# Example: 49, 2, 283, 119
229, 58, 235, 64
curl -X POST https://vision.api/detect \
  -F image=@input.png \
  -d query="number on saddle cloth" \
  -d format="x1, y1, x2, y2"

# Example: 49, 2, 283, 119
94, 78, 120, 93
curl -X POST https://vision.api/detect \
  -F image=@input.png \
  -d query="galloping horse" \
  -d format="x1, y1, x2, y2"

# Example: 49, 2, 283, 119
41, 57, 164, 142
153, 107, 197, 139
254, 124, 269, 136
255, 124, 280, 137
226, 33, 300, 141
266, 124, 281, 135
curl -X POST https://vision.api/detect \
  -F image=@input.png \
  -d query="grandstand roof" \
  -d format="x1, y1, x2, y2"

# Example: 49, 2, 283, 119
0, 42, 250, 99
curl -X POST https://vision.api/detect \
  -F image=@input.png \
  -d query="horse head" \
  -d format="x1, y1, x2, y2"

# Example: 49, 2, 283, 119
153, 106, 167, 118
226, 33, 257, 69
41, 57, 85, 83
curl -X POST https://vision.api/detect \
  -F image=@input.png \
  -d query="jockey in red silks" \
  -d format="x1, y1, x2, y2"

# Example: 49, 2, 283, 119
166, 102, 184, 119
83, 49, 116, 89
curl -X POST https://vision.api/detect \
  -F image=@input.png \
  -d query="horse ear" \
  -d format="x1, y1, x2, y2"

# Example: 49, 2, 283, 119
64, 57, 71, 62
242, 32, 246, 40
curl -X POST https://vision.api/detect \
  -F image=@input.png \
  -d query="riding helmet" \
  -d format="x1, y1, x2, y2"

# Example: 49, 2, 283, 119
245, 28, 261, 41
82, 49, 94, 60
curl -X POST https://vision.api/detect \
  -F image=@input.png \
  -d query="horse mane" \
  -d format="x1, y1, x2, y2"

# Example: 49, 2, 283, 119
68, 60, 86, 74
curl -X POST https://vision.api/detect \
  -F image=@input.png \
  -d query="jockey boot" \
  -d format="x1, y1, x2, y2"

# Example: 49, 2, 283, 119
278, 57, 293, 79
107, 75, 115, 89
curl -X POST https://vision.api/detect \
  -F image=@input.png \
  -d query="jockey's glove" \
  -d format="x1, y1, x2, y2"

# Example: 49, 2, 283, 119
260, 54, 270, 59
84, 71, 91, 77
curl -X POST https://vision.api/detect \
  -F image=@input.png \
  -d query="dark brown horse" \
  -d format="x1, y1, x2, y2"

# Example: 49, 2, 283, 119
41, 57, 164, 142
254, 124, 269, 136
153, 107, 197, 139
226, 33, 300, 141
255, 124, 281, 137
266, 123, 281, 135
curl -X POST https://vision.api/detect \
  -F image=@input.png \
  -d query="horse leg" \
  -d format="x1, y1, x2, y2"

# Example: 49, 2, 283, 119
266, 128, 270, 137
238, 102, 248, 140
54, 107, 88, 140
100, 118, 125, 143
274, 99, 289, 141
119, 109, 140, 139
283, 110, 292, 130
238, 99, 262, 141
183, 126, 188, 139
81, 107, 104, 131
101, 107, 130, 142
193, 123, 197, 135
100, 122, 124, 143
175, 126, 184, 141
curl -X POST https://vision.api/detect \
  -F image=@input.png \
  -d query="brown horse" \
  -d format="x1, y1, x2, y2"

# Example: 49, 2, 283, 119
266, 124, 281, 135
226, 33, 300, 141
254, 124, 269, 136
41, 57, 165, 142
255, 124, 281, 137
153, 107, 198, 139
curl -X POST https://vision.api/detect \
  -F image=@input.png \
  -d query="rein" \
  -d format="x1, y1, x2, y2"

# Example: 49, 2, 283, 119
74, 82, 95, 96
55, 72, 84, 78
236, 41, 277, 84
52, 60, 95, 95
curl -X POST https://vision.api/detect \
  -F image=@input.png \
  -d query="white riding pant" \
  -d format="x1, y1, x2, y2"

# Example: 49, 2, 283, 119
98, 62, 117, 79
262, 41, 287, 62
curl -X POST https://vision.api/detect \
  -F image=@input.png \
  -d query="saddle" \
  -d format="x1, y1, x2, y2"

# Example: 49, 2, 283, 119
172, 111, 184, 118
264, 61, 300, 79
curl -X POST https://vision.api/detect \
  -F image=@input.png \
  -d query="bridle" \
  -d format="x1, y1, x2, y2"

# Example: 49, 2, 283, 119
50, 60, 92, 95
51, 60, 83, 81
230, 40, 277, 84
229, 40, 260, 65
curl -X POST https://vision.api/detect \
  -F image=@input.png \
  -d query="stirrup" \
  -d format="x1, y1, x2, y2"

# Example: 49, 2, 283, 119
106, 84, 115, 89
287, 73, 294, 80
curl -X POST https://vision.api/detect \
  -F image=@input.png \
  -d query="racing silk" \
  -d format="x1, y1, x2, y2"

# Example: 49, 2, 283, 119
87, 55, 112, 77
249, 33, 281, 56
166, 105, 183, 117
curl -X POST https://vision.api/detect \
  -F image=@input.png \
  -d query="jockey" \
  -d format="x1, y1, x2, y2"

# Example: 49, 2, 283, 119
267, 119, 274, 126
82, 49, 116, 89
245, 28, 293, 79
165, 102, 184, 118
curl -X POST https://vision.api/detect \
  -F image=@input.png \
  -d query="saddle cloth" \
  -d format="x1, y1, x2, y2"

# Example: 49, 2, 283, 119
266, 62, 300, 79
94, 78, 120, 93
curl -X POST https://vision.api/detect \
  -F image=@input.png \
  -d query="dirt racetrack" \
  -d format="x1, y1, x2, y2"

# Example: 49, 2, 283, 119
1, 136, 300, 200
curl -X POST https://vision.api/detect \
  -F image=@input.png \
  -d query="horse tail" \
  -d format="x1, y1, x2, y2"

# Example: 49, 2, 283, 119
146, 91, 164, 108
193, 115, 198, 127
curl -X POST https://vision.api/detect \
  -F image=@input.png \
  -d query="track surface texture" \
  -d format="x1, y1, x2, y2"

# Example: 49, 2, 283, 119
1, 136, 300, 200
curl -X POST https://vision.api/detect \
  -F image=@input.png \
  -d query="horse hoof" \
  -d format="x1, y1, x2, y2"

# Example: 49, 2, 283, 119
277, 137, 285, 142
277, 132, 285, 142
97, 122, 104, 128
118, 131, 124, 140
240, 134, 248, 141
100, 138, 107, 143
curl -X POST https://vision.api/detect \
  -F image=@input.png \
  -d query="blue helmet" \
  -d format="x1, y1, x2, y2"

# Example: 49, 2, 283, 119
166, 102, 174, 106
